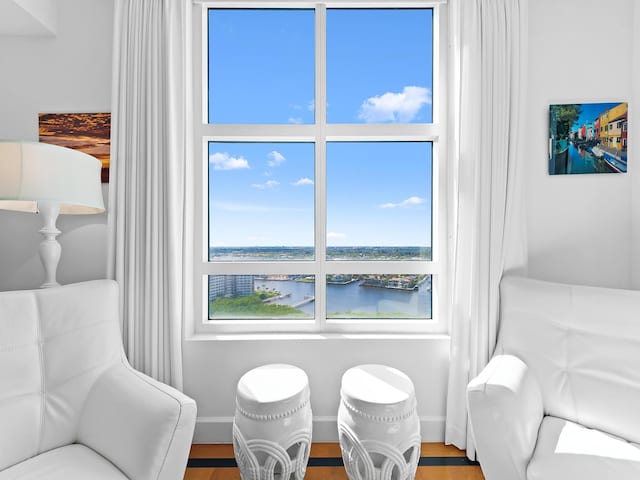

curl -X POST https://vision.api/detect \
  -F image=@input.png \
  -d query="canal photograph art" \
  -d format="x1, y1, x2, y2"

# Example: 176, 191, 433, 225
549, 102, 628, 175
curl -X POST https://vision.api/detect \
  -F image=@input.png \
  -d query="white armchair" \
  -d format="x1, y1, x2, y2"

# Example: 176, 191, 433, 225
0, 280, 196, 480
467, 276, 640, 480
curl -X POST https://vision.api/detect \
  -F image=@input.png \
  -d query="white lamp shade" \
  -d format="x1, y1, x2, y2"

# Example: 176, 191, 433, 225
0, 141, 105, 214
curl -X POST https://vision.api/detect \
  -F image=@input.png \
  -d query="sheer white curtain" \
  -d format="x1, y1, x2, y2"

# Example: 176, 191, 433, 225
107, 0, 192, 390
445, 0, 528, 458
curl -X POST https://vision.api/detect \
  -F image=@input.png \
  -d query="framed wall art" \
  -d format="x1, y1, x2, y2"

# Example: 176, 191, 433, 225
38, 112, 111, 183
549, 102, 627, 175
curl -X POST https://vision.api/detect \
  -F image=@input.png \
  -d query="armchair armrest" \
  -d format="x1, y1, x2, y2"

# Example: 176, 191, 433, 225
467, 354, 543, 480
78, 360, 197, 480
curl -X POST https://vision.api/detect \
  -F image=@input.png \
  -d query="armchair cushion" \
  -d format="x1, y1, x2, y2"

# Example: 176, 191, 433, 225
527, 417, 640, 480
0, 444, 127, 480
78, 362, 197, 480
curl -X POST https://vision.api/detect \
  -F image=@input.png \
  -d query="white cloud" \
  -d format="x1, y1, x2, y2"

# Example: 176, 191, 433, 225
292, 177, 314, 186
288, 117, 303, 124
379, 196, 427, 209
307, 100, 315, 112
251, 180, 280, 189
209, 152, 250, 170
327, 232, 346, 240
358, 86, 432, 123
267, 150, 286, 167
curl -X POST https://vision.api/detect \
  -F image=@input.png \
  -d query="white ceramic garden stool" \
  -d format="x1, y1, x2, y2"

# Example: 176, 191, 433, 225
233, 364, 313, 480
338, 364, 421, 480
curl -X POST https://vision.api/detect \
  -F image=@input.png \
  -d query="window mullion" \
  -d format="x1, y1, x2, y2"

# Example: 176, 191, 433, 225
315, 4, 327, 331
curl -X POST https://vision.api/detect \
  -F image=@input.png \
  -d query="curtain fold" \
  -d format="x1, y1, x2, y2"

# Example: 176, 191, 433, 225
107, 0, 192, 390
445, 0, 528, 458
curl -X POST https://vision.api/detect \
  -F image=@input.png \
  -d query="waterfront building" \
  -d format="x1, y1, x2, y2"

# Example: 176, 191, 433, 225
607, 103, 628, 151
209, 275, 255, 302
594, 117, 600, 142
599, 110, 609, 146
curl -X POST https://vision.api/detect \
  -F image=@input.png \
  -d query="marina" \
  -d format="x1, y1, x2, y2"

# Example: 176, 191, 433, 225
253, 277, 432, 319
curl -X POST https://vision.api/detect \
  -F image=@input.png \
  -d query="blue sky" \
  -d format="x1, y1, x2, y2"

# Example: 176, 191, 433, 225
208, 9, 433, 248
572, 102, 619, 129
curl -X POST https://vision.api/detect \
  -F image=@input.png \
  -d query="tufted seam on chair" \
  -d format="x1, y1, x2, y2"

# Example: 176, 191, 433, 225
46, 356, 121, 393
40, 318, 117, 342
0, 391, 42, 407
34, 291, 46, 455
120, 357, 190, 480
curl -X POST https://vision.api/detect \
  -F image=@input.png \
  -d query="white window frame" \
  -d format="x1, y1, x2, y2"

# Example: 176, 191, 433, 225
191, 0, 448, 336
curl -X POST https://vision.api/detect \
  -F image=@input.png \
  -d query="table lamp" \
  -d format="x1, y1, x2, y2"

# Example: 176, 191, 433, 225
0, 141, 105, 288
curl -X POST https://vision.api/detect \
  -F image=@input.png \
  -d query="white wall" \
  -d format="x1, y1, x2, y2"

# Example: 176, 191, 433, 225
0, 0, 112, 290
526, 0, 635, 289
632, 2, 640, 289
184, 336, 450, 442
1, 0, 638, 446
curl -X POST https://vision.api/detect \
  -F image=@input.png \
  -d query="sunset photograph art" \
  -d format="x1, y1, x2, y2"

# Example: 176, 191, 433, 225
38, 112, 111, 183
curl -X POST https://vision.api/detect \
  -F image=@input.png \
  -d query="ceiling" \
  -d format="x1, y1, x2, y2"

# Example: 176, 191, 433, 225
0, 0, 56, 36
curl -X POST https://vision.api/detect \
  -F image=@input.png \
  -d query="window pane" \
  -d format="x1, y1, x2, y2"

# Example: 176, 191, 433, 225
327, 9, 433, 124
208, 9, 314, 124
209, 275, 314, 319
208, 142, 315, 261
326, 274, 432, 319
326, 142, 432, 260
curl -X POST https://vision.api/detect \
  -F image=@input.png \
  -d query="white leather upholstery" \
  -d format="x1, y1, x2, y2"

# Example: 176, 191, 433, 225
528, 416, 640, 480
467, 276, 640, 480
0, 445, 127, 480
0, 280, 197, 480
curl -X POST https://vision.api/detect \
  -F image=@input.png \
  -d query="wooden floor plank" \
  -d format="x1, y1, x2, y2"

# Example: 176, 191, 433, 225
185, 466, 484, 480
185, 443, 485, 480
189, 444, 235, 459
421, 443, 468, 457
184, 469, 240, 480
416, 466, 485, 480
190, 443, 469, 459
309, 442, 342, 458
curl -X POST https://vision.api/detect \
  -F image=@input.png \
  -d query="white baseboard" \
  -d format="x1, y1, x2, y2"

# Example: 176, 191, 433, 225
193, 415, 445, 444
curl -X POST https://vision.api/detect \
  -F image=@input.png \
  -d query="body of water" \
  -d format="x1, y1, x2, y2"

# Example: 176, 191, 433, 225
255, 278, 432, 319
565, 144, 612, 174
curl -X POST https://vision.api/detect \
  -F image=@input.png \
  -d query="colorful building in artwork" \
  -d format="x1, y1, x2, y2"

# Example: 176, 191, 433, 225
586, 121, 594, 140
599, 110, 610, 147
594, 117, 600, 142
606, 102, 628, 151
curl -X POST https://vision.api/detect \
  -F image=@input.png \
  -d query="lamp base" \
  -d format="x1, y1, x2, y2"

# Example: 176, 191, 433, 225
38, 201, 61, 289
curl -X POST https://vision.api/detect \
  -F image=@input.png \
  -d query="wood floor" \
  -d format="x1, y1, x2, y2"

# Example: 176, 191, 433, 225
185, 443, 485, 480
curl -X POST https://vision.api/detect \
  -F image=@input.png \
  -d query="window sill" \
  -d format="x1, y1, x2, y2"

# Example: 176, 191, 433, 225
184, 331, 450, 342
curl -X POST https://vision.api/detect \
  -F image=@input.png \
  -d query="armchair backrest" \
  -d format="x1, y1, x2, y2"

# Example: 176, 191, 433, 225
497, 276, 640, 444
0, 280, 123, 470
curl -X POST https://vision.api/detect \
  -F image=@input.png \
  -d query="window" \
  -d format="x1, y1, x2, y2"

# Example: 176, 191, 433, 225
193, 1, 447, 334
